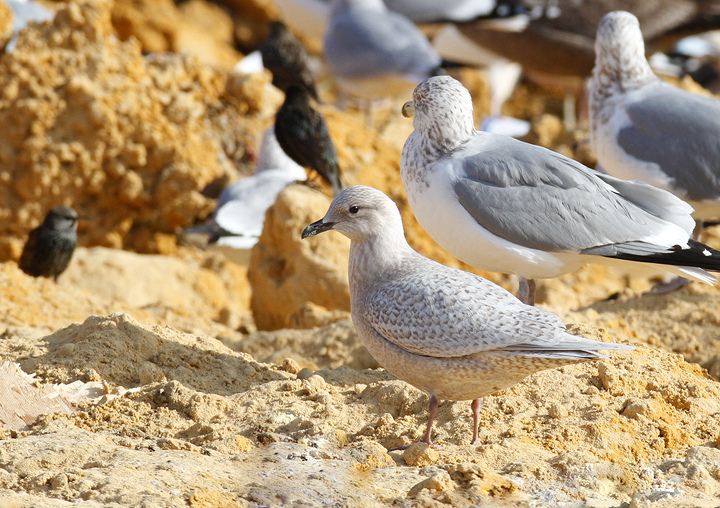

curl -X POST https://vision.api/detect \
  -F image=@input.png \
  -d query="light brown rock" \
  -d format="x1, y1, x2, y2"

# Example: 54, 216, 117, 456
61, 246, 251, 325
407, 471, 454, 496
0, 0, 12, 52
111, 0, 242, 70
403, 442, 439, 467
0, 0, 239, 255
248, 184, 350, 330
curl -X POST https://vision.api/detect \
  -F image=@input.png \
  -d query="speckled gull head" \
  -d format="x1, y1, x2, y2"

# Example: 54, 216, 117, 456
301, 185, 404, 243
402, 76, 476, 153
593, 11, 655, 89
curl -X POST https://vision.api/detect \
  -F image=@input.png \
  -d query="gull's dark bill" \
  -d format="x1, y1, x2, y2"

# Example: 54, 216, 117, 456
301, 219, 335, 239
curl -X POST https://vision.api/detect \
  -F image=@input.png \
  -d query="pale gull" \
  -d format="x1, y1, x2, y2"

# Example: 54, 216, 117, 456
401, 76, 720, 305
301, 185, 634, 445
590, 11, 720, 225
323, 0, 441, 104
183, 126, 306, 249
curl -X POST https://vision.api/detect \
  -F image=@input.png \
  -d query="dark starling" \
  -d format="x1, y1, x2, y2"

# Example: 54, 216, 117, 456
261, 21, 319, 101
19, 206, 78, 282
274, 86, 344, 196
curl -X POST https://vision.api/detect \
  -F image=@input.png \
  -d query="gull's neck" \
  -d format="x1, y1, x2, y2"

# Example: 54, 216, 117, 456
401, 102, 475, 188
348, 231, 415, 300
590, 25, 657, 118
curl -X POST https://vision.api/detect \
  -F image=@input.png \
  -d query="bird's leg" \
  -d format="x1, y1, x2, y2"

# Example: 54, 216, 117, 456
517, 276, 536, 306
422, 393, 438, 446
470, 398, 481, 445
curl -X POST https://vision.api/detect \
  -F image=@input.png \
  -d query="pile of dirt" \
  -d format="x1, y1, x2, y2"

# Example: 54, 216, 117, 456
0, 316, 719, 506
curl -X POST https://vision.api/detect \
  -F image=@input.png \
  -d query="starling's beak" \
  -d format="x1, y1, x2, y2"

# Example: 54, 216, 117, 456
401, 100, 415, 118
302, 219, 335, 239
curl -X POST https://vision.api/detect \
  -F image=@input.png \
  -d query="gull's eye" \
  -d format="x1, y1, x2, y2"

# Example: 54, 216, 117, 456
349, 206, 360, 214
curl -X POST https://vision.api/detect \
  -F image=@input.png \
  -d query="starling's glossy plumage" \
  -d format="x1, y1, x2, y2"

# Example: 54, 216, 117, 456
19, 206, 78, 282
261, 21, 319, 101
275, 86, 344, 195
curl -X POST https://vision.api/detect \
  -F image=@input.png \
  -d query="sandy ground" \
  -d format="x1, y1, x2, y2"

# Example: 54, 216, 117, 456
2, 1, 720, 507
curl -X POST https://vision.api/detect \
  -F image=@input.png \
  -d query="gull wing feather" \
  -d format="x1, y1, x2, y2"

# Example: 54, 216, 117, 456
616, 81, 720, 202
451, 132, 691, 254
361, 259, 630, 359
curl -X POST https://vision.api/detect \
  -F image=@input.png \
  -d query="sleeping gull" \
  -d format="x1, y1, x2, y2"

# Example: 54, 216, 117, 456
183, 126, 306, 249
590, 11, 720, 225
323, 0, 441, 105
401, 76, 720, 305
302, 185, 634, 445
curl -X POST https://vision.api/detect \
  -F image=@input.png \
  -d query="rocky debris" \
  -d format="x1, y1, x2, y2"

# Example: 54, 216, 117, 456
0, 315, 718, 506
0, 0, 241, 257
565, 279, 720, 380
62, 246, 251, 328
230, 317, 377, 371
0, 247, 253, 342
248, 184, 350, 330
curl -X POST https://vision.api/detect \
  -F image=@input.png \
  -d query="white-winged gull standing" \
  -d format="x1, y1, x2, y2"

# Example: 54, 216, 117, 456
302, 185, 634, 445
401, 75, 720, 305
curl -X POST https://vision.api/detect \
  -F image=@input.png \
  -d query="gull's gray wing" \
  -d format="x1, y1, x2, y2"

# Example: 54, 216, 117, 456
616, 81, 720, 202
361, 260, 623, 359
452, 132, 690, 254
324, 9, 440, 79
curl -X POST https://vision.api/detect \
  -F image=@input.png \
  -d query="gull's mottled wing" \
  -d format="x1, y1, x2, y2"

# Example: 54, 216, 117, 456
451, 132, 692, 255
324, 8, 440, 79
361, 259, 627, 358
616, 81, 720, 202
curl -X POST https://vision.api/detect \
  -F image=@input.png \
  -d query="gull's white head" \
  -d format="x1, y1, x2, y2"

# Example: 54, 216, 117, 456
302, 185, 404, 243
402, 76, 476, 154
593, 11, 655, 88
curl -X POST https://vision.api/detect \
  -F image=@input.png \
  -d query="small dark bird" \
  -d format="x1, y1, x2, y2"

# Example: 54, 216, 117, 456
19, 206, 78, 282
274, 85, 344, 196
261, 21, 319, 101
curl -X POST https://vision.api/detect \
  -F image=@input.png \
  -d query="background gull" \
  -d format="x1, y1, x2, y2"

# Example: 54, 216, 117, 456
455, 0, 720, 83
401, 76, 720, 305
302, 185, 633, 445
274, 85, 344, 195
452, 0, 720, 129
182, 126, 307, 250
322, 0, 441, 107
590, 11, 720, 229
271, 0, 527, 134
273, 0, 500, 45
